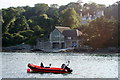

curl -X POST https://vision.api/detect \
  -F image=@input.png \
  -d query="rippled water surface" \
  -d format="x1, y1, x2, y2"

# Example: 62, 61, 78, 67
1, 52, 118, 78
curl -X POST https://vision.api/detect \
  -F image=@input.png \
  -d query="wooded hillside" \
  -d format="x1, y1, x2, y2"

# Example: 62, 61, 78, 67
1, 1, 119, 49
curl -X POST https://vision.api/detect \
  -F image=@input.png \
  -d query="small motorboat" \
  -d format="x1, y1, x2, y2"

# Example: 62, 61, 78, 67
27, 63, 72, 74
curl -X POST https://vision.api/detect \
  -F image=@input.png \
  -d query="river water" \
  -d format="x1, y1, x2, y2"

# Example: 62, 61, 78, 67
1, 52, 118, 78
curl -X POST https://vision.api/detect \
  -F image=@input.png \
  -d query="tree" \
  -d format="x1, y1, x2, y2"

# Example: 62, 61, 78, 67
9, 16, 29, 33
2, 33, 25, 46
19, 30, 34, 39
46, 7, 59, 25
59, 5, 66, 12
2, 8, 18, 33
12, 33, 25, 45
59, 2, 82, 16
25, 36, 37, 45
34, 25, 44, 35
82, 17, 117, 49
60, 8, 80, 28
104, 2, 118, 20
15, 7, 25, 16
2, 2, 119, 47
34, 3, 48, 16
50, 4, 59, 8
23, 6, 35, 19
2, 33, 13, 46
66, 2, 82, 15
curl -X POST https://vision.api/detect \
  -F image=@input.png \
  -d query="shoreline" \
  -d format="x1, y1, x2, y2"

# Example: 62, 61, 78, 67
1, 48, 120, 54
1, 50, 119, 57
2, 44, 120, 53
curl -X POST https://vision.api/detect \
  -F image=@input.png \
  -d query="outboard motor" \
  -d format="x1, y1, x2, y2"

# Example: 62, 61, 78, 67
65, 66, 72, 73
67, 68, 72, 73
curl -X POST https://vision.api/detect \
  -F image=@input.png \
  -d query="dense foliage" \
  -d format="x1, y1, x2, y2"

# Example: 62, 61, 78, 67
60, 8, 80, 28
77, 17, 117, 49
1, 1, 119, 49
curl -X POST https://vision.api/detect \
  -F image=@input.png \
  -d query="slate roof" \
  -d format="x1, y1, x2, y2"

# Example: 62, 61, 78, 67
55, 26, 82, 37
62, 29, 82, 37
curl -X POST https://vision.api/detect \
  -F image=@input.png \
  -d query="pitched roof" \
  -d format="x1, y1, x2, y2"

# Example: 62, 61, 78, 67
55, 26, 70, 33
55, 26, 82, 37
62, 29, 82, 37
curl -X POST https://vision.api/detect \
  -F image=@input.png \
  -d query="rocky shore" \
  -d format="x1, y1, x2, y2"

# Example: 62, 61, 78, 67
1, 43, 120, 53
73, 47, 120, 53
2, 46, 120, 53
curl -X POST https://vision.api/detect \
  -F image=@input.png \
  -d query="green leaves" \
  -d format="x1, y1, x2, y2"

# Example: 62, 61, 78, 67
34, 3, 48, 16
80, 17, 117, 49
10, 16, 29, 33
60, 8, 80, 28
2, 33, 24, 46
34, 25, 44, 35
2, 1, 119, 47
19, 30, 34, 38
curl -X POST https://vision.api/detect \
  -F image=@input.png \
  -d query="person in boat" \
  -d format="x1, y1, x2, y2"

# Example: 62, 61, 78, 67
66, 61, 70, 66
40, 62, 44, 68
49, 64, 51, 67
61, 61, 70, 69
61, 63, 71, 72
61, 61, 72, 72
61, 64, 66, 69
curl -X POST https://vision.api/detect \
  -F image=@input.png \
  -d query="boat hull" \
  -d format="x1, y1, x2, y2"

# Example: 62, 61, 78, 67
28, 64, 72, 74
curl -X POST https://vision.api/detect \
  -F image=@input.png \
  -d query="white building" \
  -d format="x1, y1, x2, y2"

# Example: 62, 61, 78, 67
81, 10, 104, 24
77, 0, 104, 24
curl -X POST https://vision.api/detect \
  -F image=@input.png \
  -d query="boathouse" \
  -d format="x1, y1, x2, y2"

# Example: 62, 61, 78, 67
49, 26, 83, 49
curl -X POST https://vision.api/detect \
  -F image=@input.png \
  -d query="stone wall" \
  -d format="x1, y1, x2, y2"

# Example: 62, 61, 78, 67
2, 44, 31, 51
35, 41, 51, 49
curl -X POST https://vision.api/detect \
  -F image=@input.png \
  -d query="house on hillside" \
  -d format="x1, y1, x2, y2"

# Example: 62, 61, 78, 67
49, 26, 83, 49
81, 10, 104, 24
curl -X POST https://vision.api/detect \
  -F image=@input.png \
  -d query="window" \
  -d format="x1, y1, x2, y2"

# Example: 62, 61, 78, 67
55, 35, 59, 37
67, 37, 71, 40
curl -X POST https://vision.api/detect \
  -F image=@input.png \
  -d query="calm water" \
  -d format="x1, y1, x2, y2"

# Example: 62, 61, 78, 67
1, 52, 118, 78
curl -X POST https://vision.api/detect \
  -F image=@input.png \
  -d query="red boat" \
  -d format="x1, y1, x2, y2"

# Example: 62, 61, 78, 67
27, 63, 72, 73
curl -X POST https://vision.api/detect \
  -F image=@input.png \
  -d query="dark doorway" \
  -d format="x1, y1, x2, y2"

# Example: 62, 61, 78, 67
52, 43, 59, 49
61, 43, 65, 49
